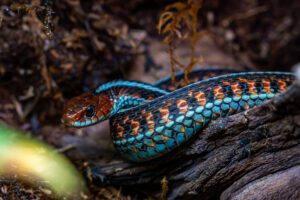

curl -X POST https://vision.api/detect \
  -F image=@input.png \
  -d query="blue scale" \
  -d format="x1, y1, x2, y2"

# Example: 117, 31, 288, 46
195, 106, 204, 113
145, 131, 154, 137
81, 121, 87, 126
156, 144, 166, 152
176, 133, 185, 144
137, 151, 148, 159
258, 93, 267, 100
250, 94, 258, 99
166, 121, 175, 128
143, 139, 153, 145
136, 134, 144, 141
127, 145, 135, 151
183, 119, 193, 127
158, 120, 165, 124
127, 137, 135, 143
153, 135, 163, 142
186, 127, 194, 137
205, 102, 214, 109
239, 100, 246, 108
212, 106, 221, 113
174, 124, 183, 132
135, 142, 143, 149
193, 113, 204, 122
164, 129, 173, 137
194, 122, 202, 130
221, 103, 229, 110
267, 93, 275, 98
114, 140, 121, 145
233, 96, 241, 102
242, 95, 250, 101
214, 100, 222, 106
175, 115, 185, 123
166, 138, 176, 148
230, 102, 239, 110
155, 126, 165, 133
255, 99, 263, 105
247, 99, 255, 107
147, 147, 157, 156
203, 110, 212, 118
84, 121, 91, 126
121, 139, 127, 145
204, 117, 211, 125
223, 97, 232, 103
186, 111, 195, 118
74, 121, 81, 127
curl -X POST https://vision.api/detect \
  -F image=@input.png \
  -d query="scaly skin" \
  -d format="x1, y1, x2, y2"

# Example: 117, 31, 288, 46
62, 69, 236, 126
62, 70, 295, 162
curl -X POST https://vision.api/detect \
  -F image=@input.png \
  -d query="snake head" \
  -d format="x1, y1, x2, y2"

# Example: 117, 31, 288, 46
61, 92, 113, 127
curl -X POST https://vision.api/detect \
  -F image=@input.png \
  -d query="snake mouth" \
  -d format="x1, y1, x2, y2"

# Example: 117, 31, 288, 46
61, 116, 103, 128
61, 117, 75, 127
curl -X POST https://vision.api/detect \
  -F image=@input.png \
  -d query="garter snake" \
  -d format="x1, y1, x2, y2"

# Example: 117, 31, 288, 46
62, 69, 295, 162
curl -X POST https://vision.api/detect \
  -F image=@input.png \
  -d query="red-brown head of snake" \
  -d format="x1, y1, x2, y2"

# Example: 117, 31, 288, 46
61, 92, 113, 127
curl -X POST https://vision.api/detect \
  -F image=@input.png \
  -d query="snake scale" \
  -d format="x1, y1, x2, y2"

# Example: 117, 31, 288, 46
62, 69, 295, 162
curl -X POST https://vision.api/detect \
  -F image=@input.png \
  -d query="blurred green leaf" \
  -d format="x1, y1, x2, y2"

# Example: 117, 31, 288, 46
0, 124, 87, 198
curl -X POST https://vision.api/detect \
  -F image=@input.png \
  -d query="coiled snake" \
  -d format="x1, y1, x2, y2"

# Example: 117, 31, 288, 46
62, 69, 295, 162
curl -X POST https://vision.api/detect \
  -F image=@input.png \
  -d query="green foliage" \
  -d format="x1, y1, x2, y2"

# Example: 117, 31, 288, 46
0, 124, 86, 198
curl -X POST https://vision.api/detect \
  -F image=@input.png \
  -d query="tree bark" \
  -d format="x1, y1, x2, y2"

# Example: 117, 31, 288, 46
88, 81, 300, 200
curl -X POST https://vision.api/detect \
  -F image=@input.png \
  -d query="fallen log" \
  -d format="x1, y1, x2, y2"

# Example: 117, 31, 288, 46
88, 81, 300, 200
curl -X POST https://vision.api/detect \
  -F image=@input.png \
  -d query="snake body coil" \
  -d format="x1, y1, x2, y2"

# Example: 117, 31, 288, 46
62, 69, 295, 162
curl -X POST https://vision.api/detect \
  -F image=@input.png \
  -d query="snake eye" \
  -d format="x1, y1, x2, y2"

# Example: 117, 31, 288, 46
85, 105, 95, 118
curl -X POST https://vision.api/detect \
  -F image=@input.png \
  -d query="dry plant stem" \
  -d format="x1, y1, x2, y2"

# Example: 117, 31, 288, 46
89, 82, 300, 200
158, 0, 204, 85
168, 43, 185, 83
169, 44, 176, 83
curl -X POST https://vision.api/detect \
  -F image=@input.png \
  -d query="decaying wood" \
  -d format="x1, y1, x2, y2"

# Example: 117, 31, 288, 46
88, 82, 300, 200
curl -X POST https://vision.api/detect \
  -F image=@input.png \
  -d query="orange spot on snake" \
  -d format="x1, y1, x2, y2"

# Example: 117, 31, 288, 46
117, 124, 124, 138
213, 85, 225, 100
247, 79, 257, 95
159, 107, 170, 123
231, 82, 242, 97
194, 91, 206, 106
262, 79, 271, 94
277, 79, 287, 92
145, 112, 155, 130
131, 121, 140, 135
177, 99, 188, 113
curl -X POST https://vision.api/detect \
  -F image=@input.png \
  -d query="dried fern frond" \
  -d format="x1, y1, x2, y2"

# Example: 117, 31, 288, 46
158, 0, 205, 83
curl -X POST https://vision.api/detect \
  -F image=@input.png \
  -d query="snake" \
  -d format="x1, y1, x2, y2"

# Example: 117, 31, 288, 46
61, 69, 295, 162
